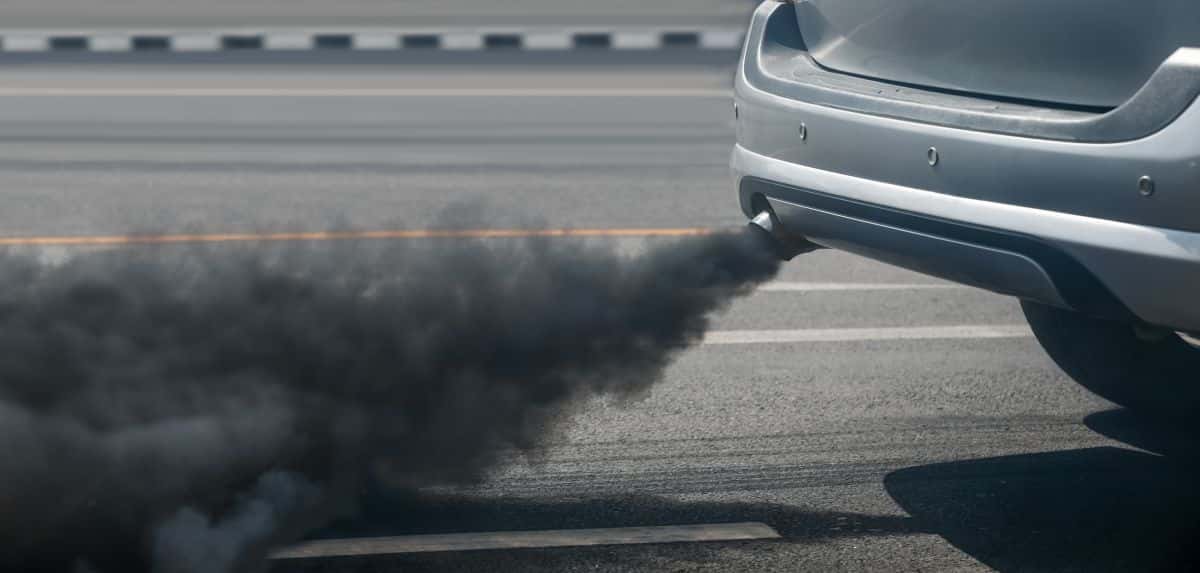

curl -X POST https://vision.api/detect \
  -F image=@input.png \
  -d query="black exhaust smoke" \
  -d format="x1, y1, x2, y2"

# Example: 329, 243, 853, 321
0, 225, 783, 572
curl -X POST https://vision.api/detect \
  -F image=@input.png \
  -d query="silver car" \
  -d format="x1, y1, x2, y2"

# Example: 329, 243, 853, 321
736, 0, 1200, 415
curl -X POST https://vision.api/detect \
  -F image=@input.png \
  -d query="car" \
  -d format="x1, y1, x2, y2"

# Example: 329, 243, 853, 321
735, 0, 1200, 416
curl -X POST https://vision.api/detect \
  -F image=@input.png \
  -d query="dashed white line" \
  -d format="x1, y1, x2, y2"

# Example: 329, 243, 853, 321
759, 282, 963, 292
703, 325, 1033, 345
272, 522, 780, 559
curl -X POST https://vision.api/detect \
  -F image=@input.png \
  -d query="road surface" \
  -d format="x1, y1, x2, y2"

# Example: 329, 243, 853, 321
0, 0, 756, 29
0, 61, 1194, 572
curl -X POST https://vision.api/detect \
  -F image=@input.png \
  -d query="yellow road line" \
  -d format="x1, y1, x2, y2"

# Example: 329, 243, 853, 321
0, 227, 722, 247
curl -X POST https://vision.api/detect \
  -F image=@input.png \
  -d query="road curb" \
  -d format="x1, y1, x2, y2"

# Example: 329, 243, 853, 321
0, 28, 746, 53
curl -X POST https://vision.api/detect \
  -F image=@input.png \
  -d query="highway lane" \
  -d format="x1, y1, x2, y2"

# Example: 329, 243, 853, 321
0, 65, 739, 236
1, 66, 1195, 572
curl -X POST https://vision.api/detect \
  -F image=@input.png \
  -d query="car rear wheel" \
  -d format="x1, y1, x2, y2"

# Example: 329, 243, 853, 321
1021, 301, 1200, 417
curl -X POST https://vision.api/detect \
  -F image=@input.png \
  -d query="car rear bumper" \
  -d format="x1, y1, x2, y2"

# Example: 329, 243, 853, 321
733, 145, 1200, 333
733, 1, 1200, 332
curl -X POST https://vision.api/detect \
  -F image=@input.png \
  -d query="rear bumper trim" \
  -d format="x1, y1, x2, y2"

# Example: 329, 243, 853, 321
749, 178, 1116, 318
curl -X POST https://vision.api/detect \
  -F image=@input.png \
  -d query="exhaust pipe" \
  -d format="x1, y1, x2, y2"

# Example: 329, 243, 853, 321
748, 210, 820, 261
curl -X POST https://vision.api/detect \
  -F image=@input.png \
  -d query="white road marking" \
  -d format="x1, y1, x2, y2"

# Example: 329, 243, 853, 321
264, 32, 314, 51
169, 33, 221, 52
523, 31, 573, 50
613, 31, 661, 50
89, 35, 133, 52
703, 325, 1033, 345
701, 29, 745, 50
3, 36, 50, 52
0, 88, 731, 98
759, 282, 963, 293
352, 32, 399, 51
441, 32, 485, 50
272, 522, 780, 559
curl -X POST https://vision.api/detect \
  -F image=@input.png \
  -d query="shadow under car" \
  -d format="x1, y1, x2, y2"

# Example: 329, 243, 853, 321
885, 409, 1200, 572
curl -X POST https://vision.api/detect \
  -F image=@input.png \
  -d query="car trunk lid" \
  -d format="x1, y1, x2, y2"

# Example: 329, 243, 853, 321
795, 0, 1200, 109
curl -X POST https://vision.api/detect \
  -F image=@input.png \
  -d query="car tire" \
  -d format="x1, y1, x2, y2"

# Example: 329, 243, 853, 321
1021, 300, 1200, 417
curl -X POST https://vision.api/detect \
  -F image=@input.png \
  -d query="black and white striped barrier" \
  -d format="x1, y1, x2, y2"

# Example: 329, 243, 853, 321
0, 28, 746, 53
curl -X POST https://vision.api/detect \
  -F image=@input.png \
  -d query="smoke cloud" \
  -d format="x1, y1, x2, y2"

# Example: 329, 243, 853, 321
0, 225, 781, 572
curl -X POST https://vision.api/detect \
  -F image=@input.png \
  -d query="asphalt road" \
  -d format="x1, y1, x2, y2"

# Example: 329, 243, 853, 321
3, 63, 1197, 572
0, 0, 755, 29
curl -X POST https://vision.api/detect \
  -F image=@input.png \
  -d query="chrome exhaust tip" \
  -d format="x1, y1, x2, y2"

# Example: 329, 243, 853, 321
747, 210, 820, 261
